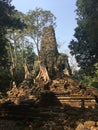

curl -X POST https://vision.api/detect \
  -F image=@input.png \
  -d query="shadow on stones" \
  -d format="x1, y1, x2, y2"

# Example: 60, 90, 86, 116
0, 93, 98, 130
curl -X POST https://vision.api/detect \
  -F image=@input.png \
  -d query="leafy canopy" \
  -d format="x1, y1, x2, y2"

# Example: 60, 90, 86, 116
0, 0, 25, 67
69, 0, 98, 75
26, 8, 56, 54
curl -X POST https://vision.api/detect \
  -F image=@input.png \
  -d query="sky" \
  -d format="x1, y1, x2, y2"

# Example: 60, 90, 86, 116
12, 0, 77, 54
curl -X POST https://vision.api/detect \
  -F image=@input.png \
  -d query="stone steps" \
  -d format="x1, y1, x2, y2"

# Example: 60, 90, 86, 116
53, 93, 96, 108
0, 92, 97, 120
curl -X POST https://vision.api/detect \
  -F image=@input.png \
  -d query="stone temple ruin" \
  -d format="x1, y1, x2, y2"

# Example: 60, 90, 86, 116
0, 26, 98, 130
1, 26, 98, 106
32, 26, 98, 109
34, 25, 71, 79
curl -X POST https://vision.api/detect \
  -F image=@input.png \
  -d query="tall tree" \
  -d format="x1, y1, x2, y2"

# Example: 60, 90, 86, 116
0, 0, 24, 68
0, 0, 25, 91
69, 0, 98, 75
26, 8, 56, 56
7, 11, 36, 73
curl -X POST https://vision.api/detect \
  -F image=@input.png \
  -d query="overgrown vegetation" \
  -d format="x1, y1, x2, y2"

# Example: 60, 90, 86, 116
69, 0, 98, 88
0, 0, 57, 92
0, 0, 98, 92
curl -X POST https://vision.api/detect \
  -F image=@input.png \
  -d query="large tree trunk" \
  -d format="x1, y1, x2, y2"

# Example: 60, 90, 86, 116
23, 62, 31, 79
10, 64, 16, 78
36, 63, 50, 84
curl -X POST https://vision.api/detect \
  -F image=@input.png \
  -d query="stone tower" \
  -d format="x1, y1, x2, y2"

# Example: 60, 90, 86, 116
40, 26, 58, 78
35, 25, 71, 78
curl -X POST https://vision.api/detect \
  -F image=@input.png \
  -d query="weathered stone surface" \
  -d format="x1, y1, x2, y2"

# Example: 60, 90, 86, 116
91, 126, 98, 130
84, 121, 95, 129
40, 26, 58, 78
33, 25, 71, 78
75, 121, 98, 130
75, 123, 85, 130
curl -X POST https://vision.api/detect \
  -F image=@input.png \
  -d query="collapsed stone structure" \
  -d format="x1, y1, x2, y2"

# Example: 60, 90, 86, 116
34, 25, 71, 79
0, 26, 98, 130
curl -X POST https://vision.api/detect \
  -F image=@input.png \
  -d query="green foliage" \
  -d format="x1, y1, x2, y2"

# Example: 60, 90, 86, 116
26, 8, 56, 54
0, 29, 9, 67
72, 64, 98, 89
13, 67, 25, 86
69, 0, 98, 75
0, 0, 25, 68
0, 0, 25, 91
7, 8, 56, 69
0, 0, 24, 29
7, 11, 37, 69
24, 46, 37, 70
0, 68, 12, 92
